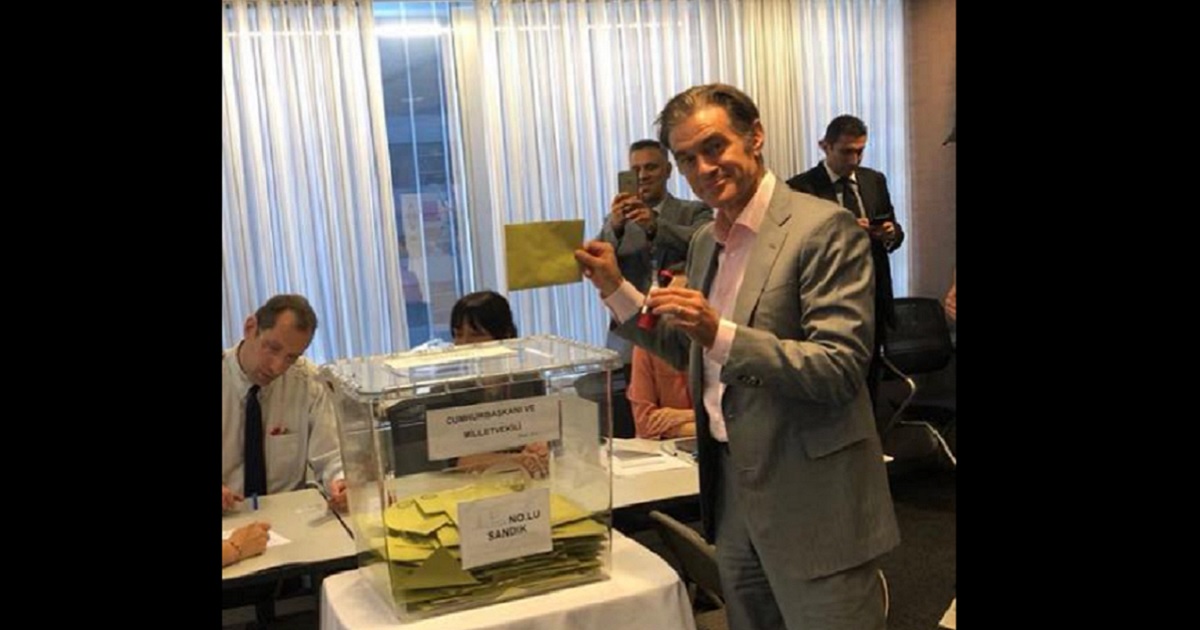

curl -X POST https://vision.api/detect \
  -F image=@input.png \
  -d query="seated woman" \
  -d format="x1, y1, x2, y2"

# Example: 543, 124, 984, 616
628, 272, 696, 439
448, 291, 550, 478
629, 347, 695, 439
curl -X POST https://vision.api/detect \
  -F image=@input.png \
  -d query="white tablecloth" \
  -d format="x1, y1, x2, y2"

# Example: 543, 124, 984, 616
320, 530, 696, 630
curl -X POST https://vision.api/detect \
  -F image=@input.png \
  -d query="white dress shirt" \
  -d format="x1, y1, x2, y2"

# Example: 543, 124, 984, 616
222, 344, 344, 495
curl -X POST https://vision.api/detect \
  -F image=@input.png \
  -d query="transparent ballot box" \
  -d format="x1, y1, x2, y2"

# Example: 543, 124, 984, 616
320, 335, 620, 621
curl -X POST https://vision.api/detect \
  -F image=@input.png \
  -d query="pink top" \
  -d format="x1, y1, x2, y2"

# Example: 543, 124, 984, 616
627, 346, 693, 439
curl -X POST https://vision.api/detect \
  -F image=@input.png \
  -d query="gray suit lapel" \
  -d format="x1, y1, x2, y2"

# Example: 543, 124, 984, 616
688, 227, 720, 408
692, 227, 720, 297
732, 188, 792, 325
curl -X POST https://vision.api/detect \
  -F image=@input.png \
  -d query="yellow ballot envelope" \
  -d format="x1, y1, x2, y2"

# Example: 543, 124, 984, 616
504, 220, 584, 290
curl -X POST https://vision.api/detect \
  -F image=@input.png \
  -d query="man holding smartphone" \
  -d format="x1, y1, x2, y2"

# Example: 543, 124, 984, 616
786, 115, 905, 412
599, 139, 713, 370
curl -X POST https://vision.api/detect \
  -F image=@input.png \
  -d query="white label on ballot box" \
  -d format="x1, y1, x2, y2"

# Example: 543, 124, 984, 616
457, 487, 552, 569
426, 396, 561, 460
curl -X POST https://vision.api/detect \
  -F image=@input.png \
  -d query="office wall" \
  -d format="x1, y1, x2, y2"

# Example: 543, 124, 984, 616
905, 0, 956, 300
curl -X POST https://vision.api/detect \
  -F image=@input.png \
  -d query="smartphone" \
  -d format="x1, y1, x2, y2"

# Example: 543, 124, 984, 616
869, 215, 894, 226
618, 170, 638, 196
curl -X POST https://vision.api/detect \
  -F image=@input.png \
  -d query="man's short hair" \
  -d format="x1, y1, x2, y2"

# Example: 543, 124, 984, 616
823, 115, 869, 144
656, 83, 761, 149
629, 139, 668, 159
255, 294, 318, 333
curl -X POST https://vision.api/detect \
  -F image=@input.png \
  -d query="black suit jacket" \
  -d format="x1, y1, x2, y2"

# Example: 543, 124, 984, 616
786, 164, 904, 329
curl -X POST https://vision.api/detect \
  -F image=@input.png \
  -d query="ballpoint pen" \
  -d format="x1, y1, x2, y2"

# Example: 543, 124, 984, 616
307, 464, 355, 539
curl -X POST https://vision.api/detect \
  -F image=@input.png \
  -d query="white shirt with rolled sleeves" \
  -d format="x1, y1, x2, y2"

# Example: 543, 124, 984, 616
221, 344, 344, 496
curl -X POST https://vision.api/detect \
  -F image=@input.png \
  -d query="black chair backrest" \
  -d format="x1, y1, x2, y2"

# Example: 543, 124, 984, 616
883, 297, 953, 375
575, 370, 636, 439
649, 510, 724, 604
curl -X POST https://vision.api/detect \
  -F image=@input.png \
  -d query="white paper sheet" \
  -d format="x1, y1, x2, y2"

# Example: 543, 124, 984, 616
222, 528, 293, 548
610, 449, 694, 477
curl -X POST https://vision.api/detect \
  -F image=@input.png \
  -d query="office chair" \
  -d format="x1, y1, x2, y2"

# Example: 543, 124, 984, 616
574, 369, 636, 439
648, 510, 727, 630
649, 511, 890, 627
878, 297, 957, 467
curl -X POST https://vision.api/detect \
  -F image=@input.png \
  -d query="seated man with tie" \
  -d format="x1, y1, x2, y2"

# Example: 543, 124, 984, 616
222, 294, 347, 512
786, 115, 905, 411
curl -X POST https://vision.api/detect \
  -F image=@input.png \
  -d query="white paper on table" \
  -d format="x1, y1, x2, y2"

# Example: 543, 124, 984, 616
610, 449, 694, 477
222, 529, 292, 548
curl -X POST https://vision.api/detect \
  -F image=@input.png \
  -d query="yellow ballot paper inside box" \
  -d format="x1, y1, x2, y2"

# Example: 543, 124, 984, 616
387, 536, 440, 563
551, 517, 608, 540
441, 482, 522, 525
548, 492, 591, 526
504, 220, 584, 290
393, 546, 481, 590
385, 498, 452, 536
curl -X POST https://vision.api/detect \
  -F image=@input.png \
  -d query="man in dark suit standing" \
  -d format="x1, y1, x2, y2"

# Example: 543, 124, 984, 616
787, 115, 904, 412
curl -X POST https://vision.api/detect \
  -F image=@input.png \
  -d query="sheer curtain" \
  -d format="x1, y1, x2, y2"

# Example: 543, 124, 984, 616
447, 0, 909, 349
222, 0, 407, 363
718, 0, 911, 295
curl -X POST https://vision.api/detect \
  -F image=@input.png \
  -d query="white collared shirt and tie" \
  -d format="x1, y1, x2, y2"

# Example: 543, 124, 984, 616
221, 345, 345, 495
824, 162, 864, 219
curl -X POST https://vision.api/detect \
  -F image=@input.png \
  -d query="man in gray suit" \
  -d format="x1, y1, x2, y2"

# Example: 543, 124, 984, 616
577, 84, 898, 630
599, 140, 712, 369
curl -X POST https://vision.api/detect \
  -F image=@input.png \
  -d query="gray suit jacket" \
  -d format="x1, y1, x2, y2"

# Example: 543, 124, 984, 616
615, 181, 900, 580
599, 193, 713, 293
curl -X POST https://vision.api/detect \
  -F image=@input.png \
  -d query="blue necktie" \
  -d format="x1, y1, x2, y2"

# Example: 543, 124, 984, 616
244, 385, 267, 495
